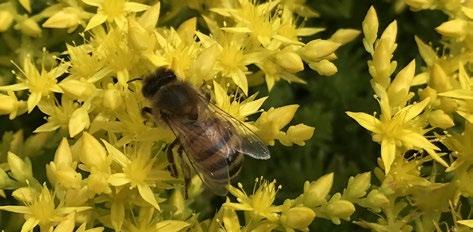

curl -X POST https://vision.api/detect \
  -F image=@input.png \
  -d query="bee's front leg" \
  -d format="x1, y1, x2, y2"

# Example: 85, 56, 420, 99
141, 107, 152, 117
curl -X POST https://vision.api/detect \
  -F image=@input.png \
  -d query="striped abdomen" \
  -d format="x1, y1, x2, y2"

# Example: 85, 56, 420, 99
179, 117, 244, 192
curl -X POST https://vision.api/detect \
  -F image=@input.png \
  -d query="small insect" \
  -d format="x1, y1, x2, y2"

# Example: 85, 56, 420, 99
141, 68, 270, 195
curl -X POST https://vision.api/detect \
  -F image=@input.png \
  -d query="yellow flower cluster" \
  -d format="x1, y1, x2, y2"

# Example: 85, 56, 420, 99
345, 4, 473, 231
0, 0, 360, 231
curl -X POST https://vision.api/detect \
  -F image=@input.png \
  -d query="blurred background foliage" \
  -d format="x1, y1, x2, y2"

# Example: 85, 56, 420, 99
0, 0, 450, 231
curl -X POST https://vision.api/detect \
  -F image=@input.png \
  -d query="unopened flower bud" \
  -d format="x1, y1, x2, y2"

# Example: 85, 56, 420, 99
59, 79, 96, 100
17, 18, 41, 37
103, 86, 123, 111
47, 163, 81, 189
308, 59, 338, 76
418, 87, 438, 106
274, 51, 304, 73
23, 132, 50, 157
329, 29, 360, 45
0, 93, 19, 115
299, 39, 341, 62
428, 110, 454, 129
0, 10, 14, 32
75, 132, 108, 170
281, 207, 316, 231
7, 152, 32, 183
42, 7, 82, 30
54, 138, 74, 167
303, 173, 333, 208
362, 6, 378, 53
440, 98, 458, 113
0, 168, 15, 189
325, 199, 355, 222
343, 172, 371, 201
364, 189, 389, 210
69, 107, 90, 137
430, 64, 452, 92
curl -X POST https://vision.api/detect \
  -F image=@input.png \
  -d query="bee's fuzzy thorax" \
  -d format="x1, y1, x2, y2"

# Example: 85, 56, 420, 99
141, 68, 177, 98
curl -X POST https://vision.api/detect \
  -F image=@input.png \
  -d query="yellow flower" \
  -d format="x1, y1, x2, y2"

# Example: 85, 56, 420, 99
225, 179, 282, 222
442, 123, 473, 172
83, 0, 149, 31
73, 132, 112, 195
0, 55, 67, 113
42, 2, 93, 32
212, 0, 280, 47
347, 86, 447, 173
213, 81, 267, 122
0, 91, 26, 119
34, 96, 80, 134
105, 140, 173, 210
46, 138, 82, 190
254, 104, 314, 146
0, 185, 90, 232
122, 207, 190, 232
66, 43, 108, 82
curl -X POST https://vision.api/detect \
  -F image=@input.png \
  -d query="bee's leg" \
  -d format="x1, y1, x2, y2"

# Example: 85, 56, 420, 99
166, 139, 179, 177
176, 146, 191, 198
199, 86, 212, 102
141, 107, 152, 117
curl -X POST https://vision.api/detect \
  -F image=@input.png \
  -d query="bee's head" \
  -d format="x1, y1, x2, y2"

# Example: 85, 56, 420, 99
141, 68, 177, 98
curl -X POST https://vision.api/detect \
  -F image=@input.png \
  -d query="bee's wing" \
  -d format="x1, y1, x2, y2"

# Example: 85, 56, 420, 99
200, 97, 271, 160
163, 114, 232, 196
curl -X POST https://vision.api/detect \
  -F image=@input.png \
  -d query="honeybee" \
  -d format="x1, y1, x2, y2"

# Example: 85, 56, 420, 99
141, 68, 270, 195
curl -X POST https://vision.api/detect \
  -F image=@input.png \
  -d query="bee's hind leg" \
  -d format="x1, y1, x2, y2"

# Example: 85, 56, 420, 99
167, 142, 191, 198
166, 139, 180, 177
177, 146, 191, 198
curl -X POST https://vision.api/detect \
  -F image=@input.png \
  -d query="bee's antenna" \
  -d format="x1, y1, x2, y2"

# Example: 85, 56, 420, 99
127, 77, 143, 83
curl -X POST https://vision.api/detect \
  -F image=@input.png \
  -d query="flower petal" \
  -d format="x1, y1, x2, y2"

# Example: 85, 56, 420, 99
108, 173, 130, 186
27, 92, 41, 113
85, 13, 107, 31
398, 129, 438, 151
425, 149, 449, 168
0, 83, 28, 91
124, 2, 150, 12
381, 139, 396, 174
0, 205, 30, 214
34, 122, 61, 133
21, 218, 39, 232
401, 98, 430, 122
346, 112, 381, 133
82, 0, 102, 7
102, 139, 129, 167
231, 70, 248, 96
138, 184, 159, 210
240, 97, 267, 117
155, 220, 190, 232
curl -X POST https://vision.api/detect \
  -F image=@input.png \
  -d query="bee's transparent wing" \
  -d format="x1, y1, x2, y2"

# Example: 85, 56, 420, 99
163, 114, 232, 196
199, 96, 271, 160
